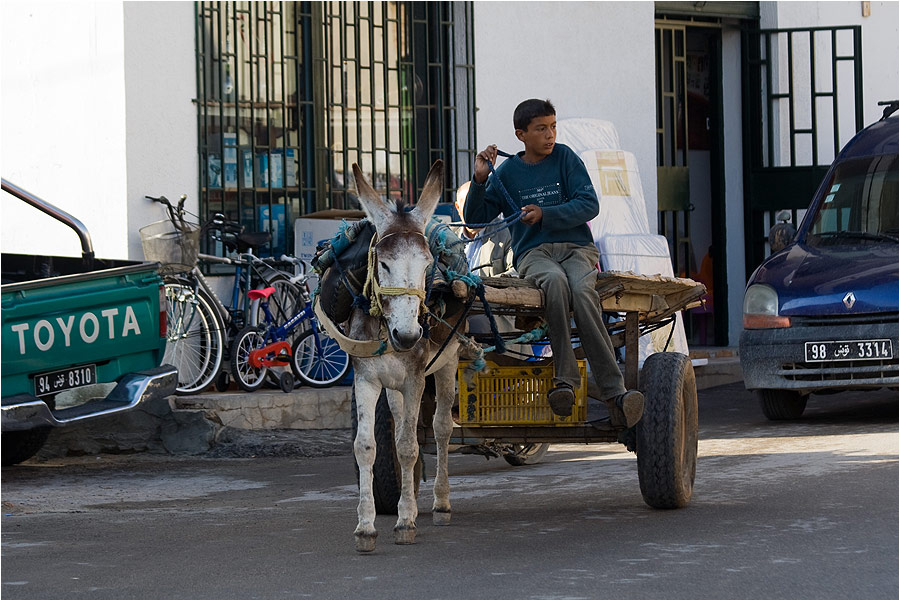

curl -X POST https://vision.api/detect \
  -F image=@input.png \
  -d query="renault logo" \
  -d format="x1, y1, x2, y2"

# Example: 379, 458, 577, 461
843, 292, 856, 309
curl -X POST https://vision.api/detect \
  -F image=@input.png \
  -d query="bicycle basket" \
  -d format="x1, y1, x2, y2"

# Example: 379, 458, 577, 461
140, 219, 201, 274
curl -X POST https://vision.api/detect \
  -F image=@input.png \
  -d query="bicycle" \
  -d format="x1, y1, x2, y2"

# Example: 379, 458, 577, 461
141, 195, 303, 394
230, 265, 351, 392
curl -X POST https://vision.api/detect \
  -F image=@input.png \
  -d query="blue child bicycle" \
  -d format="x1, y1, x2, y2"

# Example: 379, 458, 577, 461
230, 268, 351, 392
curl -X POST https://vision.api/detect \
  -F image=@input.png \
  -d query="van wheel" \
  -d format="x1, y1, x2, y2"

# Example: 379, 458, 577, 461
756, 389, 808, 420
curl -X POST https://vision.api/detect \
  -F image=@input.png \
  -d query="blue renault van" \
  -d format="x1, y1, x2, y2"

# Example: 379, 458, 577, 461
740, 102, 899, 420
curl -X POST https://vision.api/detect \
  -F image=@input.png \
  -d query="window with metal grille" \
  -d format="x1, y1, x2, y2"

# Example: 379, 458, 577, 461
195, 1, 475, 258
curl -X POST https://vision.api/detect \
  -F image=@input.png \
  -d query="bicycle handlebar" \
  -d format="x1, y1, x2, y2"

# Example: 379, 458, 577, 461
145, 194, 310, 281
146, 194, 191, 232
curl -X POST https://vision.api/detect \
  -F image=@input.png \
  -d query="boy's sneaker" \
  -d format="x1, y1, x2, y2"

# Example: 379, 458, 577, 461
547, 384, 575, 417
614, 390, 645, 428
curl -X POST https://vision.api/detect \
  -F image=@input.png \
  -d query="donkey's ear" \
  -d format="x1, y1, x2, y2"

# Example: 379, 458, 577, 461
352, 163, 392, 230
411, 159, 443, 226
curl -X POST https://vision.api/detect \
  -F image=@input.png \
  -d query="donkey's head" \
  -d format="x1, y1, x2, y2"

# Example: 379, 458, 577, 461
352, 160, 443, 352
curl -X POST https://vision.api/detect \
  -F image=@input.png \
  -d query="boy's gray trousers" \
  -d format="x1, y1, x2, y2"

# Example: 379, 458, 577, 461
518, 242, 627, 402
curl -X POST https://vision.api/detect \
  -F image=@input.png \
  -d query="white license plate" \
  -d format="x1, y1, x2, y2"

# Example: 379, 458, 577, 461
804, 340, 894, 363
34, 364, 97, 397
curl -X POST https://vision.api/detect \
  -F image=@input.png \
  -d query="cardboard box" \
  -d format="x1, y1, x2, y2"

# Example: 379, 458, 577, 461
293, 209, 366, 262
285, 148, 297, 187
241, 150, 254, 188
208, 153, 222, 188
269, 152, 284, 188
256, 152, 269, 188
223, 133, 238, 189
272, 148, 298, 187
259, 204, 287, 257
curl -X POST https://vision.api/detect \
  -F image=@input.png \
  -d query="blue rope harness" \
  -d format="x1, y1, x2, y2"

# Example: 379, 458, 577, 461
443, 149, 523, 240
421, 149, 524, 354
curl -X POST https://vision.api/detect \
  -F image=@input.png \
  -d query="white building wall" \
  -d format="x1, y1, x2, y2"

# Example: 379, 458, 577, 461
759, 1, 900, 165
765, 1, 899, 126
123, 1, 198, 261
722, 28, 747, 346
2, 1, 128, 259
471, 1, 659, 225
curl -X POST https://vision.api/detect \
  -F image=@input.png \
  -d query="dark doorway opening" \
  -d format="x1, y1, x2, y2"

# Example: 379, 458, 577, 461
655, 22, 728, 346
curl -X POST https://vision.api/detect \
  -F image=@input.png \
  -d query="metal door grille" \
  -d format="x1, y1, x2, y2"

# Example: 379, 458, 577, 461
655, 23, 692, 279
741, 26, 864, 275
195, 1, 475, 257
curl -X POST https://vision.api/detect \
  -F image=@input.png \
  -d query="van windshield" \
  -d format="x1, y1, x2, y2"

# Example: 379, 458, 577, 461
806, 153, 899, 247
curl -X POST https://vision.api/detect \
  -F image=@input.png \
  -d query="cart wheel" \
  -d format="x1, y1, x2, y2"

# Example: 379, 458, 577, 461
503, 443, 550, 466
635, 352, 698, 509
279, 371, 295, 393
350, 389, 422, 515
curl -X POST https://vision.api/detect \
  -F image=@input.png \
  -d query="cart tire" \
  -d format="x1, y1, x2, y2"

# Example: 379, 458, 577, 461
756, 389, 808, 420
636, 352, 698, 509
350, 389, 421, 515
503, 443, 551, 466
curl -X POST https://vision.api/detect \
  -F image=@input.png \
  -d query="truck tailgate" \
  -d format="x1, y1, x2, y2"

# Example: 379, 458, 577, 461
1, 262, 167, 398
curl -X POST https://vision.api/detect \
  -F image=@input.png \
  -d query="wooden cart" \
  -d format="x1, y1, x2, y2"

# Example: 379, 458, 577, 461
355, 271, 707, 512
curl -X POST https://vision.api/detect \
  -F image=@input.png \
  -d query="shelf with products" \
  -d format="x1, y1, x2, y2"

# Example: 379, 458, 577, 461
202, 188, 301, 261
205, 140, 300, 191
201, 187, 302, 193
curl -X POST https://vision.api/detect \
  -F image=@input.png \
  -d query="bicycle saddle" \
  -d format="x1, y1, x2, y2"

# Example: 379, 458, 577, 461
228, 231, 272, 253
248, 286, 276, 301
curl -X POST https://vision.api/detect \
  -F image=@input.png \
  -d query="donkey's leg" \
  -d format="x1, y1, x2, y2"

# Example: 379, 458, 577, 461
431, 359, 457, 526
353, 376, 382, 552
388, 379, 424, 544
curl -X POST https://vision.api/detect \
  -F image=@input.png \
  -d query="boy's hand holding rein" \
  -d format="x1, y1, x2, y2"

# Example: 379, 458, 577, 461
473, 144, 499, 185
520, 204, 543, 225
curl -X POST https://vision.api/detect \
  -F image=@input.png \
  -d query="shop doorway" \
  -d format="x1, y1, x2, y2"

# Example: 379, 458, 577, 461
655, 22, 727, 346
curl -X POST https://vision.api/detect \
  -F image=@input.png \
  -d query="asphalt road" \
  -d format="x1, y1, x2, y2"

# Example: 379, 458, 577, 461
2, 382, 897, 600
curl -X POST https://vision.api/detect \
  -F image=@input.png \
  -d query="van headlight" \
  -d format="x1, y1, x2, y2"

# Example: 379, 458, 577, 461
743, 284, 791, 329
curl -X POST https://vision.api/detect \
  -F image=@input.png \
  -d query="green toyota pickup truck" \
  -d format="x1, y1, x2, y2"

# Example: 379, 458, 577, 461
2, 179, 177, 465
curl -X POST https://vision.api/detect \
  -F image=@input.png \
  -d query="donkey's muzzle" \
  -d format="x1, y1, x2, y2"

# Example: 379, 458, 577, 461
390, 326, 423, 352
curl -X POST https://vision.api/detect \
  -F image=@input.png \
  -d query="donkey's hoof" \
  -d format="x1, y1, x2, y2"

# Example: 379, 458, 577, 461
355, 530, 377, 553
432, 510, 451, 526
393, 525, 417, 545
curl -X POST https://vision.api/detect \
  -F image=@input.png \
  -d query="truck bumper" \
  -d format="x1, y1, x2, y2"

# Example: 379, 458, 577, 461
740, 320, 899, 393
1, 365, 177, 431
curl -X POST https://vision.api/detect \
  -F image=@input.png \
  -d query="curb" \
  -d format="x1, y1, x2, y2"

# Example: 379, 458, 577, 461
33, 352, 742, 461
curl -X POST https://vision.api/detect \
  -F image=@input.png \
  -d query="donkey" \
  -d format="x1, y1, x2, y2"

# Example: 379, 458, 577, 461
347, 160, 462, 552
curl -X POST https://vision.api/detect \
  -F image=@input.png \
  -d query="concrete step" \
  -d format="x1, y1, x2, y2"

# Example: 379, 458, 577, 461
172, 387, 353, 431
177, 348, 742, 432
35, 349, 743, 461
690, 346, 743, 391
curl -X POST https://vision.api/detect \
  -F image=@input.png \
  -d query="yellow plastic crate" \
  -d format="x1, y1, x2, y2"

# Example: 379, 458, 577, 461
457, 360, 587, 425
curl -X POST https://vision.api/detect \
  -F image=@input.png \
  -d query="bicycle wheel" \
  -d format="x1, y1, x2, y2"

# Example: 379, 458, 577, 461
230, 326, 269, 392
163, 278, 224, 395
253, 276, 307, 340
291, 328, 351, 387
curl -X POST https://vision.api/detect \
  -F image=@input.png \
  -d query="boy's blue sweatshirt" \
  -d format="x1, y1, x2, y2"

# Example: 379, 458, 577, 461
464, 143, 599, 267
